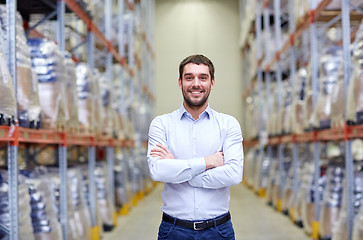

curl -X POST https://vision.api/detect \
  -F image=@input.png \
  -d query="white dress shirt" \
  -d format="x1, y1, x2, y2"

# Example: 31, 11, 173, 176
147, 104, 244, 220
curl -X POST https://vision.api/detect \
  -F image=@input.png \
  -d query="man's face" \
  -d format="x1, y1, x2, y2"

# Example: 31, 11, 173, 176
179, 63, 215, 109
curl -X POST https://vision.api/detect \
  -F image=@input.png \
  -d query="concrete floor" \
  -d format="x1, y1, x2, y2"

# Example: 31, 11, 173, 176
103, 182, 312, 240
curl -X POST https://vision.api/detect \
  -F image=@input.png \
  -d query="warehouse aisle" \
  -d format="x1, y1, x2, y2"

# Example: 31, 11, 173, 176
103, 183, 311, 240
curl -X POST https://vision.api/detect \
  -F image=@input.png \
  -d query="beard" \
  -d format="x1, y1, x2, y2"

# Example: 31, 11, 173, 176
182, 87, 211, 109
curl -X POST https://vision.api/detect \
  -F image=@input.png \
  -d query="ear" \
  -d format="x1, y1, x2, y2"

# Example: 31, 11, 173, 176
178, 78, 182, 89
211, 78, 215, 90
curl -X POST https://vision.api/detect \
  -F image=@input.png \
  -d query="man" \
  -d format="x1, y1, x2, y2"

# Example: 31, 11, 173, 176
147, 54, 244, 240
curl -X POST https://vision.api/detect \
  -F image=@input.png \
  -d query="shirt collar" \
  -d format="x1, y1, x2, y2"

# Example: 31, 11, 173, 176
178, 104, 212, 120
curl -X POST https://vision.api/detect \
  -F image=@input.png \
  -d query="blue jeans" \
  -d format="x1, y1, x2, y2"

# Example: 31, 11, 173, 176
157, 216, 235, 240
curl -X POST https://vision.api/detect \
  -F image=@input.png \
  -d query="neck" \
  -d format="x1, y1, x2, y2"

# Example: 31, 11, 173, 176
184, 102, 208, 120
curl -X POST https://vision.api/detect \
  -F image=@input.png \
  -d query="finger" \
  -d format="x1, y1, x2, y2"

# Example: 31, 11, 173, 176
156, 144, 169, 152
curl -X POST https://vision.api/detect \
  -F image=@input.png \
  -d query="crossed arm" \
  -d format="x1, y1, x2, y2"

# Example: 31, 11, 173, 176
147, 118, 244, 189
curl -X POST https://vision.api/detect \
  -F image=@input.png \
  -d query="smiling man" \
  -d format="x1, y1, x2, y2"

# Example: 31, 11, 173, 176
147, 54, 244, 240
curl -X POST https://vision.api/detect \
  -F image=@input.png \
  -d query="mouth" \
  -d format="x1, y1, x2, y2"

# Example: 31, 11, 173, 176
189, 90, 203, 96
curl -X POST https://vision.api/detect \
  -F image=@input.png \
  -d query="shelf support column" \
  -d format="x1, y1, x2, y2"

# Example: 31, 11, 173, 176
288, 0, 299, 220
273, 0, 284, 212
58, 144, 68, 240
6, 0, 18, 239
342, 0, 354, 239
255, 1, 265, 196
88, 145, 99, 237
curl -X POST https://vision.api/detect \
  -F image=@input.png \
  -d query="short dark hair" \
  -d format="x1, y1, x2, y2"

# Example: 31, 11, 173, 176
179, 54, 215, 80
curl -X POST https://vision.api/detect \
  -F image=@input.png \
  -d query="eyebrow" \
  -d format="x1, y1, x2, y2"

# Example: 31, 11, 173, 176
183, 73, 209, 77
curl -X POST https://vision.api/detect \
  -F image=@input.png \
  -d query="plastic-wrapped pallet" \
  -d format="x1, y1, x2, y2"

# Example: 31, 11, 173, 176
28, 38, 67, 130
310, 46, 342, 129
347, 20, 363, 125
64, 53, 79, 132
299, 160, 326, 235
68, 167, 91, 240
95, 162, 115, 231
281, 81, 293, 135
114, 148, 128, 207
332, 170, 363, 240
0, 6, 41, 128
46, 167, 81, 240
0, 170, 35, 240
20, 169, 63, 240
268, 83, 278, 136
98, 71, 114, 136
0, 49, 15, 125
291, 67, 308, 134
319, 161, 344, 240
76, 63, 98, 134
330, 64, 346, 128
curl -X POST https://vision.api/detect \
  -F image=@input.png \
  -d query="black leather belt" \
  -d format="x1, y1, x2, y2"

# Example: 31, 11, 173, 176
162, 212, 231, 231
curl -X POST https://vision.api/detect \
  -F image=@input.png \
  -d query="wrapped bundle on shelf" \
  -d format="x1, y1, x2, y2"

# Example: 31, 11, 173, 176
254, 152, 272, 197
243, 148, 256, 188
299, 160, 326, 235
310, 46, 342, 130
68, 167, 91, 240
114, 148, 129, 207
264, 147, 278, 206
28, 38, 67, 130
332, 170, 363, 240
303, 65, 314, 131
46, 168, 81, 240
95, 162, 115, 231
20, 169, 63, 240
319, 161, 344, 240
347, 20, 363, 125
64, 53, 79, 132
0, 170, 35, 240
291, 67, 308, 134
330, 65, 346, 128
268, 83, 279, 136
281, 81, 293, 135
0, 6, 41, 127
98, 71, 114, 136
0, 49, 15, 125
76, 63, 97, 134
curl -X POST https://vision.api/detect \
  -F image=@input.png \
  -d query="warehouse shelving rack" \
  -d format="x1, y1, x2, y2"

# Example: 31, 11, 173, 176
1, 0, 155, 239
241, 0, 363, 239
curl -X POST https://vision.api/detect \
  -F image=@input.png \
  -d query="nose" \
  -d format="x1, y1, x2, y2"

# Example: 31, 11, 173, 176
192, 78, 201, 88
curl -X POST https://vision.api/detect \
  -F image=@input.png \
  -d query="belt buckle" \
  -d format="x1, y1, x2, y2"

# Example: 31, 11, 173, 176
193, 221, 204, 230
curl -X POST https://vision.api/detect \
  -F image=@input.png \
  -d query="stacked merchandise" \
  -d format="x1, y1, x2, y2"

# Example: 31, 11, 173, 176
46, 168, 81, 240
310, 46, 343, 129
20, 169, 63, 240
291, 67, 308, 134
265, 147, 279, 206
76, 63, 100, 134
0, 48, 15, 125
0, 6, 41, 128
98, 71, 114, 137
253, 149, 272, 195
68, 167, 91, 240
79, 165, 103, 236
347, 20, 363, 125
27, 38, 66, 130
95, 162, 115, 231
319, 160, 344, 240
114, 148, 129, 207
0, 170, 34, 240
298, 156, 326, 235
243, 148, 256, 187
281, 81, 293, 135
64, 53, 79, 131
331, 168, 363, 240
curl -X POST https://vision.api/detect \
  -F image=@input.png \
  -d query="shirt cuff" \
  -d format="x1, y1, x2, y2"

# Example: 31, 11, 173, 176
188, 157, 205, 176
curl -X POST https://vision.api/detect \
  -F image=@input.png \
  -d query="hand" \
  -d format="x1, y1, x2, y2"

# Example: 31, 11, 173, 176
204, 152, 224, 170
150, 144, 175, 159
